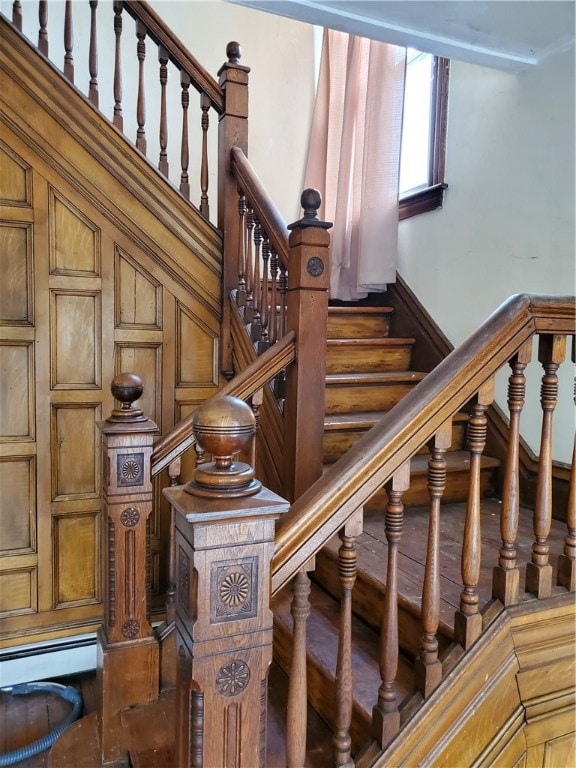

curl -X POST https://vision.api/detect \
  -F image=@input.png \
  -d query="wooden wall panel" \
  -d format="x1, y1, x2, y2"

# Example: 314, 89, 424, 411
50, 190, 100, 276
0, 38, 222, 648
116, 249, 161, 329
0, 140, 31, 205
0, 456, 36, 554
51, 404, 100, 499
53, 511, 100, 607
0, 222, 33, 324
177, 303, 218, 387
0, 568, 36, 615
0, 342, 34, 440
50, 290, 102, 388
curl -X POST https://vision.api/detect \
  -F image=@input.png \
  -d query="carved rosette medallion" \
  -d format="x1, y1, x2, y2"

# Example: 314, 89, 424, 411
216, 660, 250, 697
211, 558, 257, 623
117, 453, 144, 487
306, 256, 324, 277
120, 507, 140, 527
121, 619, 140, 638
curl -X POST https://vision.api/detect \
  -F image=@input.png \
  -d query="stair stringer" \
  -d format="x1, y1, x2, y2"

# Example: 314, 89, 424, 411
358, 594, 575, 768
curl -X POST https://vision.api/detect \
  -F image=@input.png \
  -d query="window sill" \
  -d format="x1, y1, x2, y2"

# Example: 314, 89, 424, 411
399, 183, 448, 221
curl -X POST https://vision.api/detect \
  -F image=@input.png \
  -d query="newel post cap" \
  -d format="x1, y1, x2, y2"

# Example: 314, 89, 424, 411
99, 373, 158, 434
185, 395, 261, 498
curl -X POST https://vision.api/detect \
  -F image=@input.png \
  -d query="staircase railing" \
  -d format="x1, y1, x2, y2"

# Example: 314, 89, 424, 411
269, 293, 575, 764
7, 0, 224, 222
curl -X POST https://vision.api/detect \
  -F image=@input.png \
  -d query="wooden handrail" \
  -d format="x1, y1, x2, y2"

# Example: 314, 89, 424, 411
151, 330, 296, 476
271, 294, 576, 594
123, 0, 224, 113
231, 146, 290, 269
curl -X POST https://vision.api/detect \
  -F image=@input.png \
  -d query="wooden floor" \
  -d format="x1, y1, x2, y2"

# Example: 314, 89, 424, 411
0, 502, 567, 767
0, 673, 99, 768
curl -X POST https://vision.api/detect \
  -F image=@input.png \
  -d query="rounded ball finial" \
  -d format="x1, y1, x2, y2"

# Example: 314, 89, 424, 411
226, 41, 241, 64
108, 373, 146, 421
186, 396, 261, 498
301, 188, 322, 219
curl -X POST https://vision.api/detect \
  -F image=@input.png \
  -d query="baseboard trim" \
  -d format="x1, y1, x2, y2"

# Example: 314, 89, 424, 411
0, 633, 97, 687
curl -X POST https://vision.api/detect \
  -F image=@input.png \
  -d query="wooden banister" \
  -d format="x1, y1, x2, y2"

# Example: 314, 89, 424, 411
271, 294, 575, 595
123, 0, 223, 111
230, 147, 290, 268
151, 330, 296, 476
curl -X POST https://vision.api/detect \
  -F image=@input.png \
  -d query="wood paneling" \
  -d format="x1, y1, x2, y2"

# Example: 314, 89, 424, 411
0, 26, 222, 648
0, 222, 33, 324
0, 342, 34, 440
0, 140, 31, 205
0, 456, 36, 554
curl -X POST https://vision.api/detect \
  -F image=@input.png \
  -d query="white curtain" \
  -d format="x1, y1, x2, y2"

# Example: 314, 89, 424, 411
305, 30, 407, 301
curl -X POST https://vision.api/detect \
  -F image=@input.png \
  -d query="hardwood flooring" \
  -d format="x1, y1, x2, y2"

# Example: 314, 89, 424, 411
0, 674, 98, 768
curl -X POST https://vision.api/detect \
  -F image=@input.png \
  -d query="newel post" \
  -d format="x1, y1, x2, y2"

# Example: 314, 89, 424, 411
218, 42, 250, 380
284, 189, 332, 502
97, 373, 160, 762
164, 396, 289, 767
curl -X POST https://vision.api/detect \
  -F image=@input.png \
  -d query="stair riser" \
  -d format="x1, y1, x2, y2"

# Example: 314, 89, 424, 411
327, 314, 391, 339
325, 383, 418, 414
323, 421, 467, 464
326, 345, 413, 374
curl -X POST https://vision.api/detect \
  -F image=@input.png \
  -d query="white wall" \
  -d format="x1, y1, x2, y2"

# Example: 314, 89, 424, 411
398, 47, 575, 463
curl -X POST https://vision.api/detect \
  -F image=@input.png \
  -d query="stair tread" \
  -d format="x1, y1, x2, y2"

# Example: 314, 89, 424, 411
408, 450, 500, 475
274, 582, 414, 720
326, 371, 427, 385
327, 338, 415, 347
328, 306, 394, 315
324, 410, 471, 430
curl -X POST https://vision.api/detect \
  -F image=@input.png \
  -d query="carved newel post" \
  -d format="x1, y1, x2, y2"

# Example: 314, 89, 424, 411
97, 373, 160, 762
164, 396, 289, 768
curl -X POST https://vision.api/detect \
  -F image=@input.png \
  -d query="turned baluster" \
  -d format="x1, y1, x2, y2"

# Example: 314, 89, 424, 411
158, 45, 169, 177
249, 388, 263, 471
268, 246, 279, 345
236, 192, 247, 307
272, 261, 289, 399
200, 92, 210, 218
244, 208, 255, 322
455, 382, 493, 649
12, 1, 22, 31
415, 423, 451, 695
251, 219, 263, 342
372, 462, 410, 746
165, 457, 181, 625
333, 512, 362, 768
558, 338, 575, 591
526, 335, 567, 597
135, 20, 147, 154
112, 1, 123, 129
180, 71, 191, 198
38, 1, 48, 56
492, 342, 532, 606
259, 235, 271, 352
63, 0, 74, 82
287, 560, 314, 768
88, 0, 99, 107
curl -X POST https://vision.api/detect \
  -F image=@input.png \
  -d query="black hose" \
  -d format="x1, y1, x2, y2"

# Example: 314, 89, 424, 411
0, 681, 84, 766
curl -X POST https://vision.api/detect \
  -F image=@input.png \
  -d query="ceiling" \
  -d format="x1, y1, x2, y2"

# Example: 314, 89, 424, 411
226, 0, 575, 72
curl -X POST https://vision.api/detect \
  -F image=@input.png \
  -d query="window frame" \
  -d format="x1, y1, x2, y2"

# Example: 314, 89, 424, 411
399, 56, 450, 221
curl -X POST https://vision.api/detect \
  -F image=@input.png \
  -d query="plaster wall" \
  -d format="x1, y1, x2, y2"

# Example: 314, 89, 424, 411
398, 47, 575, 463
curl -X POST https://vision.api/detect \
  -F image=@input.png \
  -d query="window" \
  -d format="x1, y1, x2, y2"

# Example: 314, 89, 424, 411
399, 51, 449, 220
